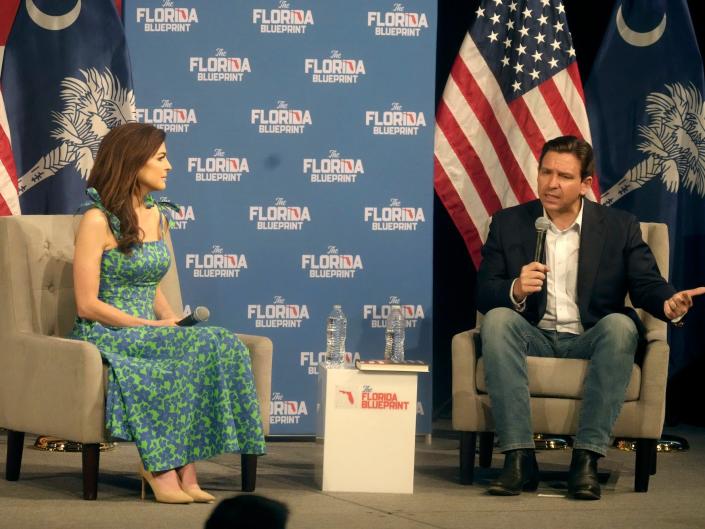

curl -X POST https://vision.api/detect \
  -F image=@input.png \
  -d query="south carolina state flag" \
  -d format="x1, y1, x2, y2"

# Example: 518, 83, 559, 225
585, 0, 705, 374
1, 0, 134, 214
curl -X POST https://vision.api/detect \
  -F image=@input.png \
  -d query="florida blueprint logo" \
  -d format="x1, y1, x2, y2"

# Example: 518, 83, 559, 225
365, 102, 426, 136
136, 99, 197, 134
253, 1, 314, 34
188, 149, 249, 183
251, 100, 312, 134
185, 245, 247, 278
304, 50, 365, 84
249, 197, 311, 230
136, 2, 199, 32
303, 150, 364, 184
301, 246, 363, 279
363, 199, 425, 231
270, 392, 308, 424
247, 296, 310, 328
189, 48, 251, 82
367, 3, 428, 37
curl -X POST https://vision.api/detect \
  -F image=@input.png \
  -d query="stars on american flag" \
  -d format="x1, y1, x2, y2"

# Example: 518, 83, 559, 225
434, 0, 594, 268
476, 0, 574, 99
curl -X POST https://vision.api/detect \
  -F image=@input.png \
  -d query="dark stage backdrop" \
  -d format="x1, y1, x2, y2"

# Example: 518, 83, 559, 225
432, 0, 705, 426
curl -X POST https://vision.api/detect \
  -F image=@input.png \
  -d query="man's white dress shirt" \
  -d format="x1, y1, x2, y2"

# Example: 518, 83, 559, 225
510, 201, 584, 335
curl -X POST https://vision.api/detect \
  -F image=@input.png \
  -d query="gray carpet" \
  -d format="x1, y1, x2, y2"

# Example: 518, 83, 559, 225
1, 424, 704, 529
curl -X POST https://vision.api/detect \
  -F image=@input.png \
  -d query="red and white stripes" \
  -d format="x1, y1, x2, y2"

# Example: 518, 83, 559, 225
0, 0, 20, 216
434, 33, 595, 268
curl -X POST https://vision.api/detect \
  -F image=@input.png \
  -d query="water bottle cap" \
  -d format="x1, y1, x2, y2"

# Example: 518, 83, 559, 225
333, 304, 342, 309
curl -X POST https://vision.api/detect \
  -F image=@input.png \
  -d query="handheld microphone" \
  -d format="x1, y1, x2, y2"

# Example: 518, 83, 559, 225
534, 217, 550, 263
177, 306, 210, 327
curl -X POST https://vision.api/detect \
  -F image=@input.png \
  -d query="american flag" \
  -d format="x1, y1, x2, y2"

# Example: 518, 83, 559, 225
434, 0, 597, 267
0, 0, 20, 216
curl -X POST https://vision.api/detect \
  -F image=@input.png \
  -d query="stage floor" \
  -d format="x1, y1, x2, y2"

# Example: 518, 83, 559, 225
1, 422, 704, 529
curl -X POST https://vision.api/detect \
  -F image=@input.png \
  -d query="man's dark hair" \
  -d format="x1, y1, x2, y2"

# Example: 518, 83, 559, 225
205, 494, 289, 529
538, 135, 594, 180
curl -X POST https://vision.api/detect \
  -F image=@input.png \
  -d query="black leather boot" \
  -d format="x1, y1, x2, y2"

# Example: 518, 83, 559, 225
567, 449, 601, 500
488, 449, 539, 496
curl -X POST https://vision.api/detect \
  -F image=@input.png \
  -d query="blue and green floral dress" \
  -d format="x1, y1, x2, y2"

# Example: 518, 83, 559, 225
70, 188, 265, 471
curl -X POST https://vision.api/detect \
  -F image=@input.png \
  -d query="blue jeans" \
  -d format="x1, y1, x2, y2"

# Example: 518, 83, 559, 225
479, 308, 638, 456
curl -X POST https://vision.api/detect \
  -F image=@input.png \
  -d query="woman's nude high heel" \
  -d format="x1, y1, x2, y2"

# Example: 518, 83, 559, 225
139, 466, 194, 504
181, 485, 215, 503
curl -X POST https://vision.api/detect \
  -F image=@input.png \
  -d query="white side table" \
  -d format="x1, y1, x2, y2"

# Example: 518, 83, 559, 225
316, 364, 419, 493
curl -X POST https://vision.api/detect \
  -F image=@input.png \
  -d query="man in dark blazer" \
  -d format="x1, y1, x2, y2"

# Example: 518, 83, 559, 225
477, 136, 703, 500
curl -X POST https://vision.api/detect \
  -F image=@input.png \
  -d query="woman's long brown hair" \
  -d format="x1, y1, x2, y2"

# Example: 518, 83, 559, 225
87, 123, 166, 254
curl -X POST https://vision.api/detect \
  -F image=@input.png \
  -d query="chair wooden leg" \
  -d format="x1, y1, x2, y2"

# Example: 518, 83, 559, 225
478, 432, 494, 468
241, 454, 257, 492
5, 430, 24, 481
459, 432, 477, 485
650, 441, 657, 475
634, 439, 656, 492
82, 443, 100, 500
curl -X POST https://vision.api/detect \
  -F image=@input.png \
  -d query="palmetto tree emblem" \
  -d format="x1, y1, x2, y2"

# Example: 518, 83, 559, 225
17, 67, 135, 195
601, 82, 705, 206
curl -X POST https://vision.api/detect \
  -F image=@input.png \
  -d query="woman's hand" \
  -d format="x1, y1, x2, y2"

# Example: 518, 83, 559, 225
149, 317, 181, 327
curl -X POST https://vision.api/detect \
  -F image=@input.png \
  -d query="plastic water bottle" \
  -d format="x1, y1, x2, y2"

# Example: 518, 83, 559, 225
325, 305, 346, 368
384, 304, 405, 362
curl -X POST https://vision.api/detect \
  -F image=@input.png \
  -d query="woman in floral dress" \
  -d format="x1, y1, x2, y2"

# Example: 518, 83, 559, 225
70, 123, 265, 504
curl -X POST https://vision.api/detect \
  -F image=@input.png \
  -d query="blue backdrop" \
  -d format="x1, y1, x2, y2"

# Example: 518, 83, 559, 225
125, 0, 437, 434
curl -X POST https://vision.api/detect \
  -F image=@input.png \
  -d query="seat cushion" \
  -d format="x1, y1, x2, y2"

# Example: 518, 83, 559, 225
476, 356, 641, 401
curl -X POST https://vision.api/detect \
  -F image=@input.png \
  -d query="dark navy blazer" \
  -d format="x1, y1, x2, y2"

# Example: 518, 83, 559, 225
477, 199, 676, 336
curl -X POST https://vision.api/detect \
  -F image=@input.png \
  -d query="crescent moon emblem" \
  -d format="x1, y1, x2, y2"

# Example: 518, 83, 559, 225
26, 0, 81, 31
616, 5, 667, 47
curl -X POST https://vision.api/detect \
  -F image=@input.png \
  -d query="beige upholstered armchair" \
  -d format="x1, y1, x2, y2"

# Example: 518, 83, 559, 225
0, 215, 273, 500
452, 222, 670, 492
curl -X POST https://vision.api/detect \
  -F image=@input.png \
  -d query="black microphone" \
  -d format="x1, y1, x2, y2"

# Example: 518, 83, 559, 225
177, 306, 210, 327
534, 217, 550, 263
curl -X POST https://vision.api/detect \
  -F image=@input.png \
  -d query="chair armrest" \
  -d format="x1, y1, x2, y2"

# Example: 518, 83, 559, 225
639, 338, 669, 407
0, 332, 106, 441
236, 333, 273, 436
614, 337, 670, 440
452, 329, 481, 399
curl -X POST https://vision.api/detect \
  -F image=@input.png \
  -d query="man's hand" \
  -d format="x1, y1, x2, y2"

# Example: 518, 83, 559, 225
513, 262, 550, 302
663, 287, 705, 320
